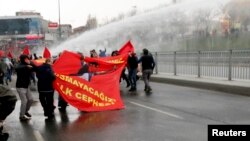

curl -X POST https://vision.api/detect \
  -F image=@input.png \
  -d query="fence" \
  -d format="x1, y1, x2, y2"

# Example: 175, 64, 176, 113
152, 50, 250, 81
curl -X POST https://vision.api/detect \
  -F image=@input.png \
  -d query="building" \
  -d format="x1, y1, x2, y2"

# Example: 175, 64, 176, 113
60, 24, 72, 39
0, 11, 73, 52
0, 15, 47, 50
73, 26, 87, 35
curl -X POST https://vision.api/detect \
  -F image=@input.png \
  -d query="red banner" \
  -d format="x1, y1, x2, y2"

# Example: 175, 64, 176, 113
52, 41, 134, 112
54, 65, 125, 112
84, 53, 128, 73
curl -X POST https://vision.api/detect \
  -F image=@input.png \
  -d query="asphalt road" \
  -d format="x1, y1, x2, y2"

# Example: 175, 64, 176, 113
3, 80, 250, 141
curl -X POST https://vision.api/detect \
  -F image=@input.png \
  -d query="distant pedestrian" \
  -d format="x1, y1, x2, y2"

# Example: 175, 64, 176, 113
99, 48, 106, 57
35, 58, 56, 120
15, 55, 34, 121
90, 49, 98, 58
0, 58, 8, 85
138, 49, 155, 92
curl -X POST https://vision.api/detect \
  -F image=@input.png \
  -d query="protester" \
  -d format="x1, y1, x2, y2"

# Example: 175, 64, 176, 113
15, 54, 34, 121
36, 58, 56, 120
0, 85, 17, 141
0, 58, 8, 85
54, 53, 69, 112
77, 55, 91, 81
127, 52, 138, 91
138, 49, 155, 92
90, 49, 98, 58
4, 57, 13, 84
99, 48, 106, 57
111, 50, 130, 88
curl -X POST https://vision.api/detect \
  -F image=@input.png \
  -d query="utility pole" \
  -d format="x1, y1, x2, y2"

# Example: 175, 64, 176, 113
58, 0, 62, 40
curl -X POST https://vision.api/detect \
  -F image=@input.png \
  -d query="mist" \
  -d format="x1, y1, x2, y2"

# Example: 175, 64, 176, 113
48, 0, 232, 56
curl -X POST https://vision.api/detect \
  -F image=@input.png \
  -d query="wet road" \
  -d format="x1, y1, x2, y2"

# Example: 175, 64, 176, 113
4, 80, 250, 141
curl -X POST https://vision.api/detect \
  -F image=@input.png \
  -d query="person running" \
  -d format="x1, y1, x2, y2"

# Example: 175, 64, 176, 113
138, 49, 155, 92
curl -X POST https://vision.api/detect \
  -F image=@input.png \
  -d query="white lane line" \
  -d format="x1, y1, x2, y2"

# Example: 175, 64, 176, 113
33, 131, 45, 141
129, 101, 184, 120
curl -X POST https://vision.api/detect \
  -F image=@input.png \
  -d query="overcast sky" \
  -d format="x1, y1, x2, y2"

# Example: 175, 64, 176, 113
0, 0, 172, 28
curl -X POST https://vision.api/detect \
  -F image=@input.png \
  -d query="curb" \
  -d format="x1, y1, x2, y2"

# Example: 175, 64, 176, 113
149, 75, 250, 96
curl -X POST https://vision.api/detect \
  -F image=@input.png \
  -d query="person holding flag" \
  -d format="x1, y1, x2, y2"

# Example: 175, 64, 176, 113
35, 57, 56, 120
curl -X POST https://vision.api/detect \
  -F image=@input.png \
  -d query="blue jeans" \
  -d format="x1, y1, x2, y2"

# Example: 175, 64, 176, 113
128, 68, 137, 89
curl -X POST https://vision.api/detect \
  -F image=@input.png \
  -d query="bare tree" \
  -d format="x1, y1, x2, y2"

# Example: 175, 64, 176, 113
192, 9, 213, 37
86, 15, 98, 30
168, 10, 188, 38
224, 0, 250, 31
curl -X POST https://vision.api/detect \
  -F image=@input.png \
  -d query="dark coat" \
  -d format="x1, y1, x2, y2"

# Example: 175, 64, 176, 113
127, 55, 138, 69
138, 55, 155, 71
15, 55, 34, 88
36, 63, 55, 92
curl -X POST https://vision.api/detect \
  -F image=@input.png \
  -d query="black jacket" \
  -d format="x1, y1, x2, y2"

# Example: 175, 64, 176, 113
138, 55, 155, 71
127, 55, 138, 69
36, 63, 55, 92
15, 57, 34, 88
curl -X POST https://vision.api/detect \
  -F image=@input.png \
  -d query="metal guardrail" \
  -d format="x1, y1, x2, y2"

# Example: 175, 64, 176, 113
152, 50, 250, 81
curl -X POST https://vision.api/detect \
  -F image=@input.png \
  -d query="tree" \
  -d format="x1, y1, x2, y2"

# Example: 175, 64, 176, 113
86, 15, 98, 30
224, 0, 250, 31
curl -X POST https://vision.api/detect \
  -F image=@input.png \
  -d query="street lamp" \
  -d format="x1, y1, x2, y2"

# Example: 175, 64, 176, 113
58, 0, 62, 40
15, 30, 18, 48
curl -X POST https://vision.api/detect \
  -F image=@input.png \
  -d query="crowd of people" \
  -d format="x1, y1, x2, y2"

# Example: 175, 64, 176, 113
0, 47, 155, 140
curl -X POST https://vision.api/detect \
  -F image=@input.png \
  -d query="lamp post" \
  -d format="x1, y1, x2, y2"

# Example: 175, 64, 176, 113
15, 30, 18, 48
58, 0, 62, 40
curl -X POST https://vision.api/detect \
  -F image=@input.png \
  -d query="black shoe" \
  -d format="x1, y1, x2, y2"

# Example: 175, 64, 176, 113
0, 132, 9, 141
58, 107, 66, 112
45, 115, 55, 121
126, 83, 131, 88
25, 112, 32, 118
19, 115, 31, 121
129, 87, 136, 92
146, 87, 152, 92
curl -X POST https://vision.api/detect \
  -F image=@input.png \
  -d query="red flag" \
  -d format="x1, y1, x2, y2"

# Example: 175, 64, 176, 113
52, 50, 82, 75
53, 65, 125, 112
52, 41, 135, 112
23, 45, 30, 55
118, 40, 134, 55
7, 52, 13, 59
0, 50, 5, 57
52, 51, 126, 112
43, 47, 51, 58
84, 53, 128, 72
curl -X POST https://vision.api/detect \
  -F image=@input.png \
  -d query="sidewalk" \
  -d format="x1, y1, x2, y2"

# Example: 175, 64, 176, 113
149, 73, 250, 96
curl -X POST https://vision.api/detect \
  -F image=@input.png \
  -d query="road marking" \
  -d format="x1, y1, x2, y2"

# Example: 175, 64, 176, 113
129, 101, 184, 120
34, 131, 45, 141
